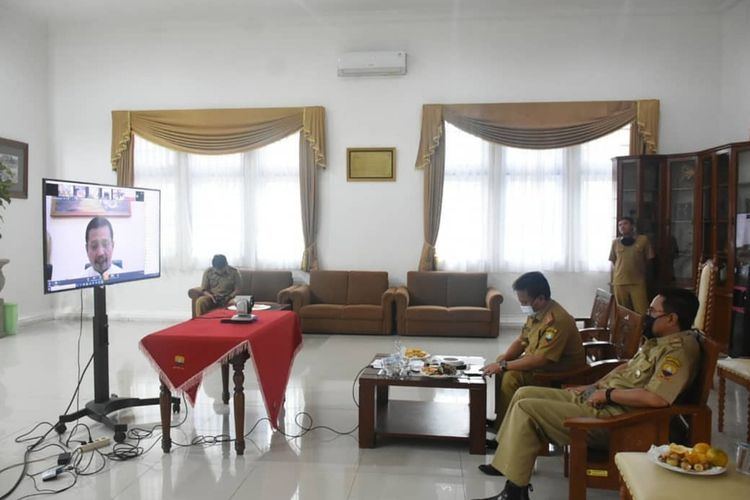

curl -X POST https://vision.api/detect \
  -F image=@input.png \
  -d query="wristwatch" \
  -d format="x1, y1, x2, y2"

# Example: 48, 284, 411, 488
499, 360, 508, 372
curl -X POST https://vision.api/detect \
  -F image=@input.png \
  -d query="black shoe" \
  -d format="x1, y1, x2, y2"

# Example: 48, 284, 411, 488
471, 480, 532, 500
485, 438, 498, 450
478, 464, 504, 476
485, 418, 496, 429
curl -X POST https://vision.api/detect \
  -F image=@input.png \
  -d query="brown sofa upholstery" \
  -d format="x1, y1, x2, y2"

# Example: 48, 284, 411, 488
188, 269, 294, 318
394, 271, 503, 337
287, 270, 396, 335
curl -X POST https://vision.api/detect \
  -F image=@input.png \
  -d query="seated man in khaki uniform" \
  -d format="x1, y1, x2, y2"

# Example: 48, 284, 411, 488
194, 254, 242, 317
481, 272, 585, 455
474, 288, 700, 500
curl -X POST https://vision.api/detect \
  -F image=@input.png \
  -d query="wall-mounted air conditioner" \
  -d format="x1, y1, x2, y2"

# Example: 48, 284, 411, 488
337, 51, 407, 77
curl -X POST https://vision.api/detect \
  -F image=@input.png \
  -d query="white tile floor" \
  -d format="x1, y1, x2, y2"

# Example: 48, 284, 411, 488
0, 319, 747, 500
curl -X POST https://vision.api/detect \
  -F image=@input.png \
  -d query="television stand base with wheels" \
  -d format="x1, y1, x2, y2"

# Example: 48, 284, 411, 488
55, 394, 181, 442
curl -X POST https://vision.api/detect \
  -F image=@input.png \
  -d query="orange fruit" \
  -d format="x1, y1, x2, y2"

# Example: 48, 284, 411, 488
693, 442, 711, 454
707, 448, 728, 467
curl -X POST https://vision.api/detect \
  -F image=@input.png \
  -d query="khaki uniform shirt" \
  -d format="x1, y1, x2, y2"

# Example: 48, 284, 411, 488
201, 266, 242, 305
609, 234, 654, 285
597, 330, 700, 405
515, 300, 586, 372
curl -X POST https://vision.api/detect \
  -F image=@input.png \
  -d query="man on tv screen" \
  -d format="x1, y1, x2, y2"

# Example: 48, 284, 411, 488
84, 216, 123, 279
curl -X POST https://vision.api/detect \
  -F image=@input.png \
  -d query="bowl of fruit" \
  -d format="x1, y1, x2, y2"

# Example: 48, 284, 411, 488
649, 442, 729, 475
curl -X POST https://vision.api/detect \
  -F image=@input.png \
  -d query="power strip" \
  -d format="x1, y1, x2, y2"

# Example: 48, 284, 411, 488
79, 437, 111, 452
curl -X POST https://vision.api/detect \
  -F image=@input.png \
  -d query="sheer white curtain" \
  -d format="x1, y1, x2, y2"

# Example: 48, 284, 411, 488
436, 122, 629, 272
134, 133, 303, 271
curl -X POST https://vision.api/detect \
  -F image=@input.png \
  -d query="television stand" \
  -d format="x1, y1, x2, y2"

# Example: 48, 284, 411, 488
55, 286, 180, 442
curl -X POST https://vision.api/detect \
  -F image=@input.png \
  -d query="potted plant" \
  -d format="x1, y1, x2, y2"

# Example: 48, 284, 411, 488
0, 158, 11, 237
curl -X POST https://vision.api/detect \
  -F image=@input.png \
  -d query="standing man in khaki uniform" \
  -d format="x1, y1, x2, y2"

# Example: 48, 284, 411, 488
194, 254, 242, 316
610, 216, 655, 314
473, 288, 700, 500
481, 272, 585, 458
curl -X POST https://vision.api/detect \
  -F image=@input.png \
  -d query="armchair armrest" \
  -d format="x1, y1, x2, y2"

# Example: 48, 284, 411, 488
579, 327, 609, 342
532, 364, 598, 387
486, 287, 503, 338
381, 287, 399, 334
277, 284, 301, 307
188, 286, 203, 300
565, 404, 707, 432
284, 284, 311, 313
393, 287, 409, 334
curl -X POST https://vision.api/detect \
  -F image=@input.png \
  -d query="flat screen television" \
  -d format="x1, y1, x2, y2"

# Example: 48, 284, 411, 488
42, 178, 161, 294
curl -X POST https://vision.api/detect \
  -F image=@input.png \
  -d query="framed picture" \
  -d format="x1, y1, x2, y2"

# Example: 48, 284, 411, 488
347, 148, 396, 181
0, 137, 28, 199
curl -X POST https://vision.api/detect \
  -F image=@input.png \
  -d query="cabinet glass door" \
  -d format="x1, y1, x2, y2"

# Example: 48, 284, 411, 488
669, 158, 696, 285
735, 150, 750, 286
717, 153, 730, 286
640, 158, 661, 254
620, 160, 638, 220
702, 156, 713, 260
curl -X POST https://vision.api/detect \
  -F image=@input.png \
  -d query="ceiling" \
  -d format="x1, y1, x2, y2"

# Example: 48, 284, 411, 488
1, 0, 743, 25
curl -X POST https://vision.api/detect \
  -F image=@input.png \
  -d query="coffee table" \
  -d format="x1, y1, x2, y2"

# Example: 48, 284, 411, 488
358, 354, 487, 454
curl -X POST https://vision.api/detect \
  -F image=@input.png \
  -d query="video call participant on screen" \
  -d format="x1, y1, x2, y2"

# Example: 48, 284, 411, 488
84, 216, 123, 279
195, 254, 242, 316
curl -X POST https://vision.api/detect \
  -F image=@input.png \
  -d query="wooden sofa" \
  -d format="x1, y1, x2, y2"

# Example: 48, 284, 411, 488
286, 270, 397, 335
393, 271, 503, 337
188, 269, 294, 318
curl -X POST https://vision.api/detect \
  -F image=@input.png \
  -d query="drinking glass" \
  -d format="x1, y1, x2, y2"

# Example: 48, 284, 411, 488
736, 441, 750, 475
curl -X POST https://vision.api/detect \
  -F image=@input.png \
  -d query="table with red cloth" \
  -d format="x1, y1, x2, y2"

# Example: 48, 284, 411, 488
139, 308, 302, 454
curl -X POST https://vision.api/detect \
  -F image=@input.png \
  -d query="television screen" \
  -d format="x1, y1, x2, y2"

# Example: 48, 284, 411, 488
42, 178, 161, 294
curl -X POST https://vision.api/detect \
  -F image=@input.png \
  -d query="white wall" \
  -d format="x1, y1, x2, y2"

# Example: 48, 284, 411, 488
720, 0, 750, 143
13, 9, 733, 321
0, 5, 52, 323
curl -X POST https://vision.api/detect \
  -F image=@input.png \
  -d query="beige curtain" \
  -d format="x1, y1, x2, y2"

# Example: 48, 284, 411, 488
111, 106, 327, 271
414, 99, 660, 270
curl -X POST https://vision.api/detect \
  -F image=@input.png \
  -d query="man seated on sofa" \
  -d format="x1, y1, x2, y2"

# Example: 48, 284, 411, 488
195, 254, 242, 317
481, 271, 585, 454
474, 288, 701, 500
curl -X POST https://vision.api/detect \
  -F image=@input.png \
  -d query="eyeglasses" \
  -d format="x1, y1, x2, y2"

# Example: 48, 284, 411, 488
646, 307, 665, 315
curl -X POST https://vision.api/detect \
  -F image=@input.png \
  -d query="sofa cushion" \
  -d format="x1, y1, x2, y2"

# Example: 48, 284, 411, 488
310, 271, 349, 304
406, 305, 492, 322
407, 272, 447, 306
446, 273, 487, 307
299, 304, 344, 319
347, 271, 388, 305
250, 271, 293, 302
341, 305, 383, 320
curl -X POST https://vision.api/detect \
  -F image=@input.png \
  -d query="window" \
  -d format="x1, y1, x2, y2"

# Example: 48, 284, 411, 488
134, 133, 303, 270
436, 123, 630, 272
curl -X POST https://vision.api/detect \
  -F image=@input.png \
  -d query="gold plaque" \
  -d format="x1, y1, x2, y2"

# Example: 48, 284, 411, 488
347, 148, 395, 181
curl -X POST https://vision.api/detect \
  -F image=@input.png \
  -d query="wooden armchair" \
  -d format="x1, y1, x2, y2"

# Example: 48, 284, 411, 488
563, 331, 720, 500
576, 288, 614, 330
580, 304, 643, 363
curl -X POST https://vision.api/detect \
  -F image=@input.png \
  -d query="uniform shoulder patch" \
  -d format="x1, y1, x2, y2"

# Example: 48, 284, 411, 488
658, 355, 681, 379
543, 327, 559, 344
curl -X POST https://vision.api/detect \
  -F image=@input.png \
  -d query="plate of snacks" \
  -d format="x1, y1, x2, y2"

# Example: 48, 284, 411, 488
404, 347, 430, 360
420, 364, 460, 378
648, 442, 728, 475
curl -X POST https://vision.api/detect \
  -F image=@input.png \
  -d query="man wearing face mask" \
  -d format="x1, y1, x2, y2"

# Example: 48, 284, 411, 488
480, 272, 585, 455
473, 288, 700, 499
609, 216, 655, 314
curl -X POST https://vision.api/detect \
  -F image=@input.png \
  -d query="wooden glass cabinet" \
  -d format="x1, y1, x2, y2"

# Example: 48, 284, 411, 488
615, 141, 750, 352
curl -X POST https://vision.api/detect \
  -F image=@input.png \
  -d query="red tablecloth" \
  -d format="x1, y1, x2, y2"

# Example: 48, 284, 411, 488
139, 309, 302, 429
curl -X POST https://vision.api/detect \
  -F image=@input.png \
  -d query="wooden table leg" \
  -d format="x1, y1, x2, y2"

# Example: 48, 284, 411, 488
359, 379, 375, 448
718, 367, 726, 433
231, 355, 246, 455
160, 382, 172, 453
376, 384, 389, 409
469, 384, 487, 454
221, 363, 230, 404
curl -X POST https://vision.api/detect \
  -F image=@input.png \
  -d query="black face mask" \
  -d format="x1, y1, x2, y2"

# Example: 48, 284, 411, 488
621, 236, 635, 246
642, 315, 656, 339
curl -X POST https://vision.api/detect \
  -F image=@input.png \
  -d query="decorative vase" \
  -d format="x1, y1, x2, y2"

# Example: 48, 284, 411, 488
0, 258, 8, 294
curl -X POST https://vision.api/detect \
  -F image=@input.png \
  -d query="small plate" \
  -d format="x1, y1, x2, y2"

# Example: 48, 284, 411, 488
647, 445, 727, 476
253, 304, 272, 311
404, 349, 430, 361
420, 366, 460, 378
